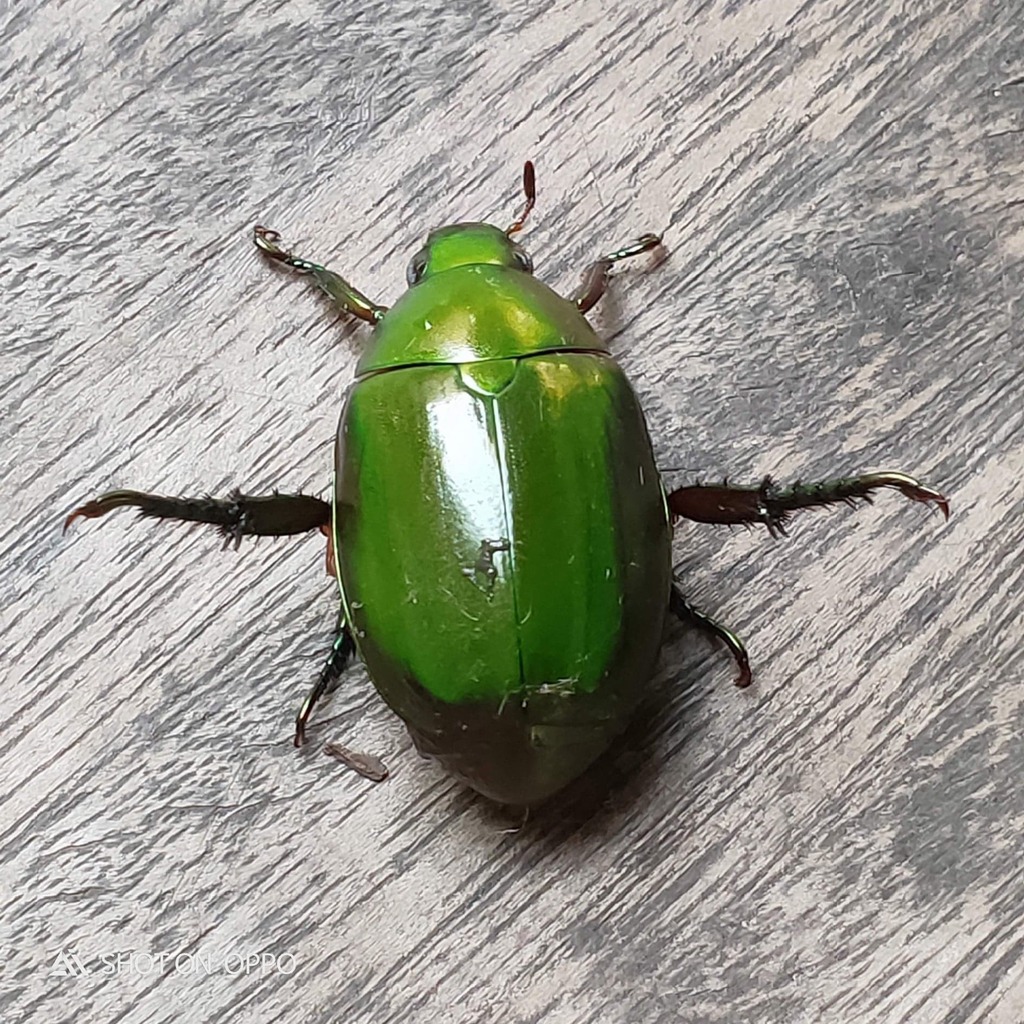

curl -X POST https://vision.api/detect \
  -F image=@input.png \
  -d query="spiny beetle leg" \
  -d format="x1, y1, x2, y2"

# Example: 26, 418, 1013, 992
295, 625, 357, 747
571, 233, 663, 314
253, 225, 388, 324
64, 489, 331, 549
669, 584, 752, 687
667, 471, 949, 538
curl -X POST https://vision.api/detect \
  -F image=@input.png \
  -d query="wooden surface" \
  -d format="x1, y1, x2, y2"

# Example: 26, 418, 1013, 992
4, 1, 1023, 1021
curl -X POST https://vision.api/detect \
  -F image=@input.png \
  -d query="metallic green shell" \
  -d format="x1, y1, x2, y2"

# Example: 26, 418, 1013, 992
333, 351, 671, 804
355, 262, 611, 375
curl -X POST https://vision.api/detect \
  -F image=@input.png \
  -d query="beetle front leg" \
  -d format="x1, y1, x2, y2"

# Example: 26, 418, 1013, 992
253, 226, 388, 324
570, 233, 662, 313
669, 585, 751, 687
64, 489, 330, 548
667, 472, 949, 538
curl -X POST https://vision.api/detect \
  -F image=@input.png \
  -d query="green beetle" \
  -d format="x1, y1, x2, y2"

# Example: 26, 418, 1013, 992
66, 163, 949, 804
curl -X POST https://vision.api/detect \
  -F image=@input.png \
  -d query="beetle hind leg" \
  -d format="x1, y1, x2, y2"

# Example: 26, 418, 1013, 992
668, 472, 949, 538
64, 488, 330, 548
669, 584, 752, 688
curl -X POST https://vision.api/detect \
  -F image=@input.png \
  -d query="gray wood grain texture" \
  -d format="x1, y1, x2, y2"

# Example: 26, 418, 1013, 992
3, 0, 1022, 1021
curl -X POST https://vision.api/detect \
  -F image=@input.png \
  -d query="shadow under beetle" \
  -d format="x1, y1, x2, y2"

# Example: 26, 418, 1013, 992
66, 162, 949, 805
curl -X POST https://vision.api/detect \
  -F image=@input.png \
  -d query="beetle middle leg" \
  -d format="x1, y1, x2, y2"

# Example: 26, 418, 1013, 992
64, 489, 330, 548
253, 226, 388, 324
669, 584, 752, 688
570, 233, 663, 313
667, 472, 949, 538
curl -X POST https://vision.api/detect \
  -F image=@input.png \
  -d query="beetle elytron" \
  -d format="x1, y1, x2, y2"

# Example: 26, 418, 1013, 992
66, 163, 949, 804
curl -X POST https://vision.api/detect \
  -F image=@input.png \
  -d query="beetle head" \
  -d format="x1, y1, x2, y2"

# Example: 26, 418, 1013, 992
406, 223, 533, 286
406, 162, 537, 286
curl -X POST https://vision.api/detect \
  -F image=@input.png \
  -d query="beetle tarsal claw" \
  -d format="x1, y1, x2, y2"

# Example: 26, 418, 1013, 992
63, 490, 153, 532
852, 472, 950, 521
253, 225, 282, 249
902, 482, 950, 520
253, 225, 297, 265
63, 504, 97, 532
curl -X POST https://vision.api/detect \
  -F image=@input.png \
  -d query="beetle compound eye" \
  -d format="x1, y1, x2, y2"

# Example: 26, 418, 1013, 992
407, 250, 429, 286
513, 247, 533, 274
